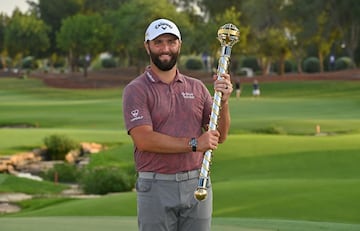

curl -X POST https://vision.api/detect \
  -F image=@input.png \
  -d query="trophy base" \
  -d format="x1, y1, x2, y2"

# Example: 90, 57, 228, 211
194, 188, 208, 201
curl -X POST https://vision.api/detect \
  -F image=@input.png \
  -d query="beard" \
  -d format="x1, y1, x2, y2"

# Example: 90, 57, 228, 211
149, 48, 179, 71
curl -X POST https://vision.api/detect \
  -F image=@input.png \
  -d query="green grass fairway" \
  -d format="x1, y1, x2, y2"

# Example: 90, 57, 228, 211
5, 134, 359, 224
1, 77, 360, 230
1, 217, 360, 231
1, 79, 360, 154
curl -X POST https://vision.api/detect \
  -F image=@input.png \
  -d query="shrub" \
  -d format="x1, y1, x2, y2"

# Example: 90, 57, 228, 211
241, 56, 260, 72
43, 134, 78, 160
185, 57, 203, 70
253, 125, 287, 135
273, 60, 295, 74
77, 57, 86, 68
53, 57, 66, 68
101, 57, 117, 68
22, 56, 38, 69
0, 57, 12, 69
335, 57, 355, 70
41, 163, 79, 183
79, 166, 135, 195
303, 57, 320, 73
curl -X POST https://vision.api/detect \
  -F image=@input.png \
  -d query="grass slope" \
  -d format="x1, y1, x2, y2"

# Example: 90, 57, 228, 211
1, 78, 360, 153
5, 134, 360, 225
1, 77, 360, 230
1, 217, 360, 231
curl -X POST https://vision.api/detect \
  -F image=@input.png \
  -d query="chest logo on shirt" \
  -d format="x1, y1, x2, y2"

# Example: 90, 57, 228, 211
130, 109, 143, 122
181, 92, 195, 99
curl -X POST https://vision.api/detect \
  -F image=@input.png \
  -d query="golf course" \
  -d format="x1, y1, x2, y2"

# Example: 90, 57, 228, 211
1, 74, 360, 231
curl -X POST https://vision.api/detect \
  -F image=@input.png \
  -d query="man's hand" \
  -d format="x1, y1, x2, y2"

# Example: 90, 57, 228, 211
214, 73, 233, 102
196, 130, 220, 152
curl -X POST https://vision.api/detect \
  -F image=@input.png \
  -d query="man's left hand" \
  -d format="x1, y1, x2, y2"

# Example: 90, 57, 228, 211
214, 73, 233, 102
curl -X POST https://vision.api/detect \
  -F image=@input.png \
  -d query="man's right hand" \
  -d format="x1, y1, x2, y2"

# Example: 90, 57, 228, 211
196, 130, 220, 152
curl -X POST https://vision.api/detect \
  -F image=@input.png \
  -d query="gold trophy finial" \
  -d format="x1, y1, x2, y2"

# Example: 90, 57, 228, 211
217, 23, 240, 47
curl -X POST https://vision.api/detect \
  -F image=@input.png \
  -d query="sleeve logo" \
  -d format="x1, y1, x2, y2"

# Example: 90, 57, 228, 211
130, 109, 144, 122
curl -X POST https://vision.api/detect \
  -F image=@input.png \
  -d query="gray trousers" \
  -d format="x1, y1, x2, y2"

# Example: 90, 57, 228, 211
136, 172, 212, 231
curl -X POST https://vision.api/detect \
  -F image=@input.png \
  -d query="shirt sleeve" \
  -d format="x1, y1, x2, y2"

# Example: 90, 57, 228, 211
122, 82, 153, 134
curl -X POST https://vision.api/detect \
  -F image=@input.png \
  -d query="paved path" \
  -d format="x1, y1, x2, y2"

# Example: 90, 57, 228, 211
0, 193, 31, 214
0, 187, 100, 214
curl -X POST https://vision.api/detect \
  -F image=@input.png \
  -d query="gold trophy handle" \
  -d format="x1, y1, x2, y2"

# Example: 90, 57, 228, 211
194, 23, 240, 201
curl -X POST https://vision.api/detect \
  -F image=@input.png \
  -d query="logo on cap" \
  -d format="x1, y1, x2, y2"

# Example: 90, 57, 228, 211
155, 22, 173, 31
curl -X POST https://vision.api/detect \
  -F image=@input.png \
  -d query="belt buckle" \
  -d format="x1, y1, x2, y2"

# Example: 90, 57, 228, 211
175, 172, 188, 182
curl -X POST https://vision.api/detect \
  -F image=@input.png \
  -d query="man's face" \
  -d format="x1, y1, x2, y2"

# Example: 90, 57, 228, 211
146, 34, 181, 71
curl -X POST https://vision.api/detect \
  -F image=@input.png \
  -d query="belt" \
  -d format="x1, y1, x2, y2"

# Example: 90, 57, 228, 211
138, 169, 200, 182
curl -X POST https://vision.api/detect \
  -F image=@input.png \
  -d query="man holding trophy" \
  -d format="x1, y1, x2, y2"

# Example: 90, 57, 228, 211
123, 18, 238, 231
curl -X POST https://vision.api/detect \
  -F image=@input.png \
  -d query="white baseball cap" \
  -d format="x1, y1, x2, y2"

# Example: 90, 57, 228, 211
144, 18, 181, 42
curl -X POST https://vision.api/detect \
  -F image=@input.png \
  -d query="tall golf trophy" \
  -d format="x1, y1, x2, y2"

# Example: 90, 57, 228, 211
194, 23, 240, 201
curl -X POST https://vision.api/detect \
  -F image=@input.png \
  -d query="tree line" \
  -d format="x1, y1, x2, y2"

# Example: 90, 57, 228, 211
0, 0, 359, 76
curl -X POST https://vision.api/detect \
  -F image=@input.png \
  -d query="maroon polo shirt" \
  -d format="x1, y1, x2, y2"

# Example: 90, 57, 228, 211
123, 66, 213, 174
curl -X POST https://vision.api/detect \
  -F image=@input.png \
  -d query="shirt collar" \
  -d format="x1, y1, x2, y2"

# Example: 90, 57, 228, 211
145, 66, 184, 84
